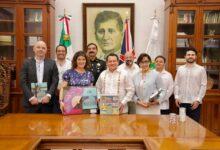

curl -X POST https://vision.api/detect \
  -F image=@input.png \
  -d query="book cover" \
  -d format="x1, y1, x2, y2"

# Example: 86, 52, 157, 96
99, 95, 120, 115
62, 87, 83, 115
31, 82, 47, 103
149, 88, 162, 102
82, 87, 97, 110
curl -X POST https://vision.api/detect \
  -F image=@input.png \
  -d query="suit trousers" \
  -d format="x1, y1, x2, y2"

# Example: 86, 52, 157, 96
179, 103, 201, 122
24, 103, 53, 113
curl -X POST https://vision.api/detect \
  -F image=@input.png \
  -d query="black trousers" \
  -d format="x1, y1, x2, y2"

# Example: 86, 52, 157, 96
179, 103, 201, 123
53, 95, 61, 113
160, 109, 170, 115
24, 104, 53, 113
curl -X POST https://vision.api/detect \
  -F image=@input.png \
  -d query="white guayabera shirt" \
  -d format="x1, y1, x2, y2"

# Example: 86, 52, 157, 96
96, 68, 135, 113
174, 63, 207, 104
56, 59, 72, 84
118, 63, 140, 79
158, 69, 174, 110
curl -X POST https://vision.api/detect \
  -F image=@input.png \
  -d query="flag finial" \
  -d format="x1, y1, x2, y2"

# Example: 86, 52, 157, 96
154, 9, 157, 18
64, 9, 66, 17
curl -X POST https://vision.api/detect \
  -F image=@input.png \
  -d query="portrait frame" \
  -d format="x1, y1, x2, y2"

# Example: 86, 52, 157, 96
83, 3, 135, 60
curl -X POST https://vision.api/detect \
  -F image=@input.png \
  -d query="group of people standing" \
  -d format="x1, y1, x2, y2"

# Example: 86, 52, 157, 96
20, 40, 207, 123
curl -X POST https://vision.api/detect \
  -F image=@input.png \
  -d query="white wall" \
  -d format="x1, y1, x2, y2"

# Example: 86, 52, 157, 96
54, 0, 165, 59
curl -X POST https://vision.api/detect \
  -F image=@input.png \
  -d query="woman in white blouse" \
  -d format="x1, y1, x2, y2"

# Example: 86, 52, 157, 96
133, 53, 165, 115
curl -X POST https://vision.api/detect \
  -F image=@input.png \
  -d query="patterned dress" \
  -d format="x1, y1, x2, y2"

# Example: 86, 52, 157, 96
63, 69, 94, 86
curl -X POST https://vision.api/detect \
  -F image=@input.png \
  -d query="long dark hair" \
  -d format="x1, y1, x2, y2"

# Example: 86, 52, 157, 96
71, 51, 90, 70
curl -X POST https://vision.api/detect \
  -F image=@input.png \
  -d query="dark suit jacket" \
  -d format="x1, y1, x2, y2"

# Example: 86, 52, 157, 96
20, 57, 59, 107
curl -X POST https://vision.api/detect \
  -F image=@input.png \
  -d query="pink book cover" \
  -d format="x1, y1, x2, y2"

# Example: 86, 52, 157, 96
62, 87, 83, 115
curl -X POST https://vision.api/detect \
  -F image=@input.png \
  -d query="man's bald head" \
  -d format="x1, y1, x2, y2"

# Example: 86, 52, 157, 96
33, 40, 47, 60
125, 52, 134, 60
34, 40, 47, 48
124, 51, 134, 67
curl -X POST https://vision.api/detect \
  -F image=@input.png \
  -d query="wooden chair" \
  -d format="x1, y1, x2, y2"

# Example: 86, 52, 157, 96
0, 63, 11, 115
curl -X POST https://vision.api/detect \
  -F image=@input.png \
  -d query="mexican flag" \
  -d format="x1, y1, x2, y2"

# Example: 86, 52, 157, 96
59, 14, 73, 60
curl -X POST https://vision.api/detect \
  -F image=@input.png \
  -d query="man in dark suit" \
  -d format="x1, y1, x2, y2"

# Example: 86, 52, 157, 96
20, 41, 58, 113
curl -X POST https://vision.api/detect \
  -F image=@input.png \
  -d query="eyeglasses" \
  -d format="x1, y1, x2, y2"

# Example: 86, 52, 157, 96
140, 61, 150, 64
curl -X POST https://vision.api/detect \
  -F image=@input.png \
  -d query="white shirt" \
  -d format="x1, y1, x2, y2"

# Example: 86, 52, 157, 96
35, 58, 44, 83
118, 63, 139, 78
158, 69, 173, 110
29, 58, 49, 102
56, 59, 72, 84
96, 68, 135, 113
174, 63, 207, 103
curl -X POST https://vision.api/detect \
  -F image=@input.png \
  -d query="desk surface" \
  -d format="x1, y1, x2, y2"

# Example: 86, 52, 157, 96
0, 114, 219, 149
0, 137, 39, 150
0, 114, 216, 138
145, 137, 220, 150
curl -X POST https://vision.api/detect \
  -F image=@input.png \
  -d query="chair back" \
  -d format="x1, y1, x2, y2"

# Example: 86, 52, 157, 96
0, 62, 11, 115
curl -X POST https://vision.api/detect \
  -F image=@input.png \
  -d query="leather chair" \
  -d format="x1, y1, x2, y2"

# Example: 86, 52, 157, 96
0, 63, 11, 115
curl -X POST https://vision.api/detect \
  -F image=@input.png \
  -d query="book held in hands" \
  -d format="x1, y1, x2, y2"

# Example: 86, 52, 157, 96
60, 86, 97, 115
31, 82, 47, 103
99, 95, 120, 115
82, 87, 98, 110
149, 88, 162, 102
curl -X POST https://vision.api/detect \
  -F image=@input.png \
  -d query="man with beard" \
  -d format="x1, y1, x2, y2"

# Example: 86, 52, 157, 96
54, 45, 72, 113
174, 48, 207, 122
86, 43, 106, 85
55, 45, 72, 89
118, 52, 139, 114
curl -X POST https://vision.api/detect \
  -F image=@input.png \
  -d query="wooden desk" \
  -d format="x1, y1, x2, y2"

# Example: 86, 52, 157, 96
0, 137, 39, 150
0, 114, 219, 149
145, 137, 220, 150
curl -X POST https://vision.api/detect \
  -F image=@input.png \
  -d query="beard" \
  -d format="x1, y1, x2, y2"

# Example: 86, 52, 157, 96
125, 60, 133, 66
88, 51, 96, 58
88, 51, 95, 54
186, 58, 195, 63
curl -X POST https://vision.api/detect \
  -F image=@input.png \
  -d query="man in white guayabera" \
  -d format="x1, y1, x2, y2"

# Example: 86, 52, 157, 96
96, 53, 135, 114
174, 47, 207, 122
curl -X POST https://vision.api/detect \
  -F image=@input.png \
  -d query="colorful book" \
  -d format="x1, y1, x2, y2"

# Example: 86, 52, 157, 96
31, 82, 47, 103
99, 95, 120, 115
62, 87, 83, 115
61, 86, 98, 115
82, 87, 97, 110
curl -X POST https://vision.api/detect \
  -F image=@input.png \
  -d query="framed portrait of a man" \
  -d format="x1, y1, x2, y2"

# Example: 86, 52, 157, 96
83, 3, 134, 60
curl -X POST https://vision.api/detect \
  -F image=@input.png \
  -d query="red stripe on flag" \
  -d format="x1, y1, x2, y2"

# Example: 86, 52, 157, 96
120, 54, 125, 62
125, 20, 129, 52
59, 17, 64, 21
64, 17, 70, 35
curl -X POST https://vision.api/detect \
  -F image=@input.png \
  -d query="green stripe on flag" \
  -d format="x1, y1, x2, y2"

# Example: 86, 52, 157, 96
59, 23, 71, 47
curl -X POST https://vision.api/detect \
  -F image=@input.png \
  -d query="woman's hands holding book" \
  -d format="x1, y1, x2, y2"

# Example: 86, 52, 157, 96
149, 99, 159, 105
137, 100, 150, 108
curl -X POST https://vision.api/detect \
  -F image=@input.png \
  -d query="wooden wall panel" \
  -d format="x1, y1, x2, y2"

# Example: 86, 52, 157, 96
201, 95, 220, 136
9, 93, 24, 113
